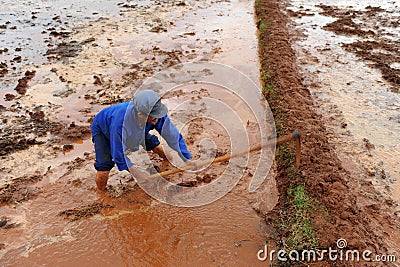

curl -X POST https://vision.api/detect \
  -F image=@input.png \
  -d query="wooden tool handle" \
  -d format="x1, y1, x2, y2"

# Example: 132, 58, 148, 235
149, 130, 301, 178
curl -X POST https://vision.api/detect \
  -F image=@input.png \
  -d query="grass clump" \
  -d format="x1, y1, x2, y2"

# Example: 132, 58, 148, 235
286, 185, 318, 249
259, 21, 267, 34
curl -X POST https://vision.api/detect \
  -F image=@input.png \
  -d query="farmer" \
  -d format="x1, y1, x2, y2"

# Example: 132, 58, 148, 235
91, 90, 193, 191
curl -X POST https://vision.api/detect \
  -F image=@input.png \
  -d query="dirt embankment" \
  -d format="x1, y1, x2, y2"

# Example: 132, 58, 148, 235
256, 0, 400, 265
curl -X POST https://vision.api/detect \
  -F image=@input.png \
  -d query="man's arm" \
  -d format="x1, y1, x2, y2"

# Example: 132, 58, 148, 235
110, 130, 133, 171
155, 115, 192, 161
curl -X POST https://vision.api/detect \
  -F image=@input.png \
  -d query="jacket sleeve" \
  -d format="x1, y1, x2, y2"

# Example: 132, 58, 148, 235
110, 129, 133, 171
155, 115, 192, 161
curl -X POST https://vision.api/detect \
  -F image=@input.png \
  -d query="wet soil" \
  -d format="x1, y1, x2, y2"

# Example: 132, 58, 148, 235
0, 0, 274, 265
0, 175, 42, 204
256, 0, 400, 265
343, 40, 400, 92
58, 202, 114, 222
0, 216, 20, 229
286, 0, 400, 204
15, 70, 36, 95
0, 109, 90, 157
317, 3, 400, 92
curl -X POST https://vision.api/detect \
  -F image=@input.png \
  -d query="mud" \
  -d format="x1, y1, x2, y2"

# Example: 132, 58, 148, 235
288, 1, 400, 206
52, 123, 92, 143
15, 70, 36, 95
0, 217, 20, 229
256, 0, 400, 265
45, 38, 96, 62
0, 61, 7, 77
4, 0, 398, 264
0, 107, 90, 157
323, 17, 376, 36
0, 0, 121, 92
343, 40, 400, 92
0, 175, 42, 204
0, 137, 43, 156
316, 3, 400, 92
0, 0, 275, 265
58, 202, 114, 222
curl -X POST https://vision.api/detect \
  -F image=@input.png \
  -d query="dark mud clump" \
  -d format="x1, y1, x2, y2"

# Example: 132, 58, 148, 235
45, 41, 82, 61
176, 173, 217, 187
256, 0, 400, 262
58, 202, 114, 221
45, 38, 95, 62
0, 62, 8, 77
323, 17, 375, 37
29, 110, 45, 121
0, 137, 43, 156
0, 217, 20, 229
4, 93, 16, 101
0, 109, 63, 156
15, 70, 36, 95
62, 144, 74, 152
51, 122, 92, 143
177, 180, 198, 187
0, 175, 42, 204
287, 9, 315, 18
49, 30, 71, 38
0, 107, 90, 156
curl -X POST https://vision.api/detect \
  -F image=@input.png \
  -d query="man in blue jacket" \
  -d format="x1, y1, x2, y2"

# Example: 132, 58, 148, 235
91, 90, 193, 191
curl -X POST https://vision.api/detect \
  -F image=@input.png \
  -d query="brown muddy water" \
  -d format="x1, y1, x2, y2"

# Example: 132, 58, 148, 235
0, 0, 278, 266
285, 0, 400, 202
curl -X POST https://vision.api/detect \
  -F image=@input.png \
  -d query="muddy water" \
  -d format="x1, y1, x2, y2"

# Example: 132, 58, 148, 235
0, 0, 277, 265
285, 0, 400, 201
1, 180, 273, 266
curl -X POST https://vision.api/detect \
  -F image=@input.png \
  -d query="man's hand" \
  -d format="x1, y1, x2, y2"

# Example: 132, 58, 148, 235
128, 166, 149, 182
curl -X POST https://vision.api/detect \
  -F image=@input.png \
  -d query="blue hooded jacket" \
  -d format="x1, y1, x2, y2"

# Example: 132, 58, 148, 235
91, 102, 192, 171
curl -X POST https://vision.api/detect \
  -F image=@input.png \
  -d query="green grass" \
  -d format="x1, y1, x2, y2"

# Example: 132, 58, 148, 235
288, 185, 312, 211
262, 71, 271, 81
288, 185, 317, 249
259, 21, 267, 34
261, 71, 276, 96
274, 169, 318, 254
274, 147, 318, 259
266, 84, 276, 94
286, 216, 317, 250
277, 144, 295, 168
